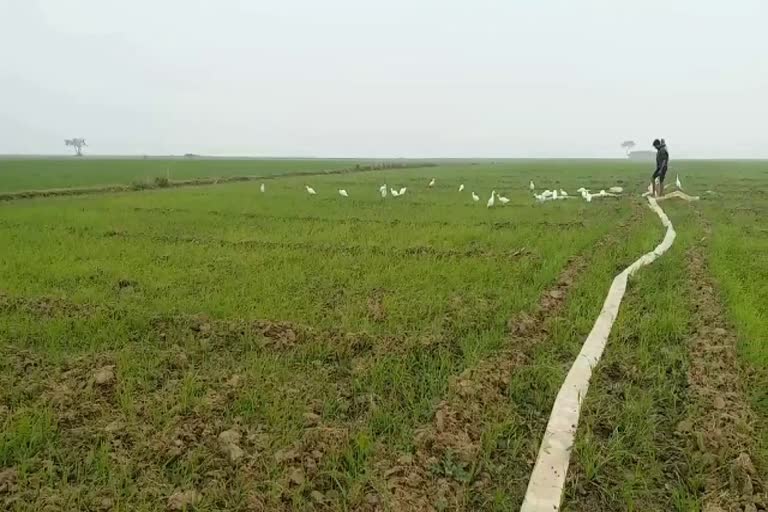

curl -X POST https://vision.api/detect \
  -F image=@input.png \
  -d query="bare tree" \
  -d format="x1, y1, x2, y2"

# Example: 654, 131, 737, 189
620, 140, 636, 156
65, 138, 87, 156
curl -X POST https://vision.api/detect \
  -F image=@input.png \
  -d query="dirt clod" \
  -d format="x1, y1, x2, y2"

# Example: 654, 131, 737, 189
167, 489, 201, 510
93, 366, 115, 386
289, 468, 305, 486
218, 429, 245, 462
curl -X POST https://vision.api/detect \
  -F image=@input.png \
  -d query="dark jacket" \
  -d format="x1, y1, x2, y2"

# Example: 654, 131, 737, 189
655, 144, 669, 177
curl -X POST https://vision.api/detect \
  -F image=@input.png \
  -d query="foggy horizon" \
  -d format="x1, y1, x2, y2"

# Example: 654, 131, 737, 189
2, 0, 767, 159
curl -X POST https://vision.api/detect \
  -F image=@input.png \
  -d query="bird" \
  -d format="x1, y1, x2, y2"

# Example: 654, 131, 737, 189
305, 185, 316, 195
390, 188, 399, 197
542, 190, 553, 198
599, 189, 607, 197
577, 187, 588, 194
487, 190, 496, 208
529, 180, 535, 191
260, 183, 265, 193
608, 186, 623, 194
553, 190, 559, 200
498, 195, 510, 205
428, 178, 436, 187
472, 192, 480, 202
399, 187, 407, 195
676, 174, 683, 190
458, 184, 465, 192
379, 184, 387, 198
560, 189, 568, 197
338, 189, 348, 197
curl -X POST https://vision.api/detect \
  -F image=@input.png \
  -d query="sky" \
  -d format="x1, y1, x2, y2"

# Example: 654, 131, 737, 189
1, 0, 767, 158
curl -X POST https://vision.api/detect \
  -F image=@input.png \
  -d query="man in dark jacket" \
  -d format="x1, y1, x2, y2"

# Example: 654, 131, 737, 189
652, 138, 669, 197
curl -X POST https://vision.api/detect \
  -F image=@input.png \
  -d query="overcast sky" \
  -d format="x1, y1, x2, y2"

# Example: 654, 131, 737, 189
2, 0, 766, 158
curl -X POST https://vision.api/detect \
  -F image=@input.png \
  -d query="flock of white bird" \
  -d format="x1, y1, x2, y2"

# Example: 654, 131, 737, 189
257, 174, 684, 206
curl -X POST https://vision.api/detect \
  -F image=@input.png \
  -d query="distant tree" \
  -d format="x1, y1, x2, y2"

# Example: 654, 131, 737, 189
65, 138, 87, 156
621, 140, 636, 156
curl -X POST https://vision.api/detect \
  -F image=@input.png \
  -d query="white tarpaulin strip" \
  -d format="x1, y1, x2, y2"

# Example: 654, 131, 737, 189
521, 196, 677, 512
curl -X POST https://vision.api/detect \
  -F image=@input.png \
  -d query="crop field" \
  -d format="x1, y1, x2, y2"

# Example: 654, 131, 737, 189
0, 159, 364, 193
0, 159, 767, 511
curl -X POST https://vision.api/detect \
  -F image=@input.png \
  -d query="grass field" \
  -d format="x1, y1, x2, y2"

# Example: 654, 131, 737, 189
1, 158, 767, 511
0, 159, 364, 192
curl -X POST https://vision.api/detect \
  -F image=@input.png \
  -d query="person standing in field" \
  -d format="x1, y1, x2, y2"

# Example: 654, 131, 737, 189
652, 138, 669, 197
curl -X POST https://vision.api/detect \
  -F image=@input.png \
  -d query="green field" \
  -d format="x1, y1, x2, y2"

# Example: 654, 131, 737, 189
0, 158, 363, 192
1, 159, 767, 511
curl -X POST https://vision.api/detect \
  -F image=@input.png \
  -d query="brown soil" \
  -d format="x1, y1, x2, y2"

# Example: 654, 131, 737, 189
683, 247, 766, 512
0, 292, 96, 318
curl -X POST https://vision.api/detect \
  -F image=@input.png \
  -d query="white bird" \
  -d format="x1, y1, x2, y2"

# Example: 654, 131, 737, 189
458, 184, 465, 192
306, 185, 316, 195
260, 183, 265, 193
498, 195, 510, 205
529, 180, 535, 191
560, 189, 568, 197
608, 186, 623, 194
338, 189, 348, 197
542, 190, 553, 198
487, 190, 496, 208
380, 184, 387, 198
472, 192, 480, 202
599, 189, 607, 197
429, 178, 436, 187
676, 174, 683, 190
399, 187, 407, 195
553, 190, 559, 199
390, 188, 399, 197
577, 187, 588, 194
585, 193, 592, 203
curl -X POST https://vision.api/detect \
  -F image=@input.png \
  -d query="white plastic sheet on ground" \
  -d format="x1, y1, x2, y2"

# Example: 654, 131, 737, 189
520, 196, 677, 512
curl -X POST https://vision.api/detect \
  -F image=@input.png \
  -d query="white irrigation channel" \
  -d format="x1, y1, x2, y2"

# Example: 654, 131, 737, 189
521, 196, 678, 512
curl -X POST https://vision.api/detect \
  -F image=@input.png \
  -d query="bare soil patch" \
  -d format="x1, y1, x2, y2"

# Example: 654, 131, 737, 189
683, 247, 766, 511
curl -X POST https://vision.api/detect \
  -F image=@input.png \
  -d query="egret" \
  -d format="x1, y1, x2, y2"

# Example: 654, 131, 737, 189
608, 186, 623, 194
676, 174, 683, 190
498, 195, 510, 205
305, 185, 316, 195
399, 187, 407, 195
458, 184, 465, 192
560, 189, 568, 197
338, 189, 349, 197
260, 183, 265, 193
553, 190, 559, 200
542, 190, 553, 198
577, 187, 587, 194
599, 189, 607, 197
380, 185, 387, 198
487, 190, 496, 208
429, 178, 436, 187
529, 180, 535, 191
390, 187, 398, 196
472, 192, 480, 202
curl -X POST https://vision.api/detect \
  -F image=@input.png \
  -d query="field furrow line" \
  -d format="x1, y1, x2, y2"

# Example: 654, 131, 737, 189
678, 241, 767, 511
